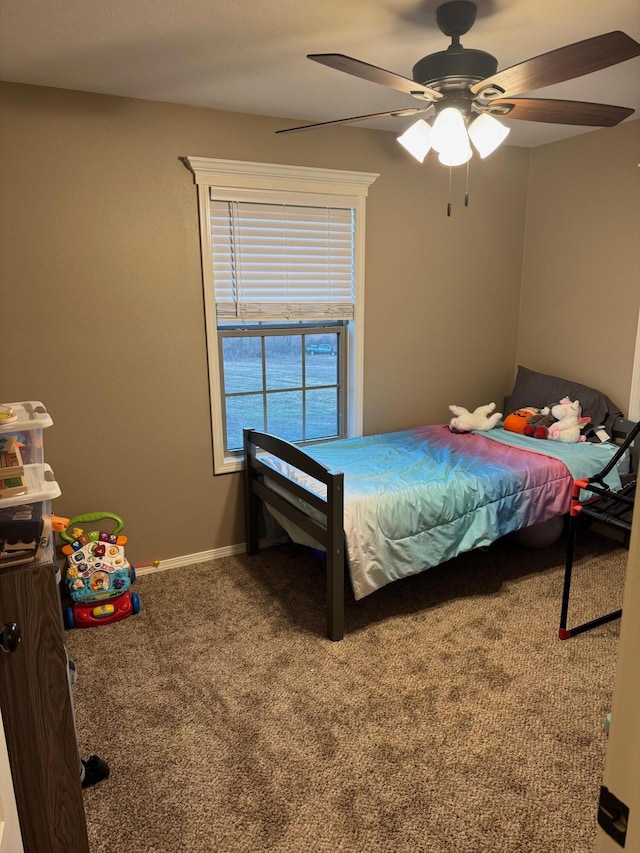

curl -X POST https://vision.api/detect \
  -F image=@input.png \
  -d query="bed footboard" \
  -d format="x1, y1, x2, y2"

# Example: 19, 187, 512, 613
243, 429, 346, 641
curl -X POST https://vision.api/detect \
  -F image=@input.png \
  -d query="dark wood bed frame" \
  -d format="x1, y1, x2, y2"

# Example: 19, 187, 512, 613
243, 428, 347, 641
244, 418, 638, 644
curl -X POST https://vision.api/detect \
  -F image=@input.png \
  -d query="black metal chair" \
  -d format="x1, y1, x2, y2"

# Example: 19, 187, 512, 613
559, 418, 639, 639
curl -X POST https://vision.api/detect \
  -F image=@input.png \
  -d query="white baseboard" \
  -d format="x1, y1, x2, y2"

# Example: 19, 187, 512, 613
133, 541, 267, 576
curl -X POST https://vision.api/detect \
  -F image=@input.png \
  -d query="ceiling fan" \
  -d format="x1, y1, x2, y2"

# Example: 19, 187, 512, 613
277, 0, 640, 145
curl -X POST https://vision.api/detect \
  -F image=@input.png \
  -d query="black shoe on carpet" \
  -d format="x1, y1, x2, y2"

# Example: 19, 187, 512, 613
81, 755, 110, 789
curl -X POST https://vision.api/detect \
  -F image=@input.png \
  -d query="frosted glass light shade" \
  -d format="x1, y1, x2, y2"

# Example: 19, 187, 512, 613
397, 119, 432, 163
438, 144, 472, 166
431, 108, 467, 155
468, 113, 510, 158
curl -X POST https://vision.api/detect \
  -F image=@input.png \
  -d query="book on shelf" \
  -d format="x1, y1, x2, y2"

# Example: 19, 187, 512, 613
0, 475, 27, 499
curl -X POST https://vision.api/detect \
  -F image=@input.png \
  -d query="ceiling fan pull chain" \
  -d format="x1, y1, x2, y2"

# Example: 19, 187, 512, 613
465, 159, 470, 207
447, 165, 452, 217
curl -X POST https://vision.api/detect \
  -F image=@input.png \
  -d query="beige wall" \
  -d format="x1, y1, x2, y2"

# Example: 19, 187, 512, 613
518, 119, 640, 413
1, 81, 634, 564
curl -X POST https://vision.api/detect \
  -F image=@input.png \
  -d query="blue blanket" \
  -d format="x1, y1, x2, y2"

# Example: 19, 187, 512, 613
264, 425, 620, 599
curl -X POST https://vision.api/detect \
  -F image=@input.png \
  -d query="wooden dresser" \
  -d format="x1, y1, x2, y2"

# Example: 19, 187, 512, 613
0, 560, 89, 853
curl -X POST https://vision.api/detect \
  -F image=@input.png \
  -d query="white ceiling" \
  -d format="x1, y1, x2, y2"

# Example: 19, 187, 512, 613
1, 0, 639, 148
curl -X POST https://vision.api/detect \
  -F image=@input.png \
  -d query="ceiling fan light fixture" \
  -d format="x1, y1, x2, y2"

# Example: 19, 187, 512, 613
437, 143, 472, 166
430, 107, 467, 154
293, 9, 640, 211
397, 119, 433, 162
468, 113, 510, 158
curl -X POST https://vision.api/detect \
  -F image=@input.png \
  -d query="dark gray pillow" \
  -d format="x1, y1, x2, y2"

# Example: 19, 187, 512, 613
504, 366, 624, 439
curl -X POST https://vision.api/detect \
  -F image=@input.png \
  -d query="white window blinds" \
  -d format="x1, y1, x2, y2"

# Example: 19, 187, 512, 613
210, 197, 356, 321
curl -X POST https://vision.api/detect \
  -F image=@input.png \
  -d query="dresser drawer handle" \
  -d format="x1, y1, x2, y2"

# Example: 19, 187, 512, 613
0, 622, 21, 654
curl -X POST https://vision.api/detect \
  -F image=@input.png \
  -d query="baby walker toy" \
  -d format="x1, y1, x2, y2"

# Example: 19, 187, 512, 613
55, 511, 141, 629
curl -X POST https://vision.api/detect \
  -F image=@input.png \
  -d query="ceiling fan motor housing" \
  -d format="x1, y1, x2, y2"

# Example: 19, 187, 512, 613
436, 1, 478, 37
412, 47, 498, 92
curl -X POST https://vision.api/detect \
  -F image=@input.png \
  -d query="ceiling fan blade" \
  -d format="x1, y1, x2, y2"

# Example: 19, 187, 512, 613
308, 54, 442, 101
471, 31, 640, 98
276, 107, 430, 135
484, 98, 635, 126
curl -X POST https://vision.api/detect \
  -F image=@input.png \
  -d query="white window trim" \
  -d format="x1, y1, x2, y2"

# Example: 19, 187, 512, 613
184, 157, 379, 474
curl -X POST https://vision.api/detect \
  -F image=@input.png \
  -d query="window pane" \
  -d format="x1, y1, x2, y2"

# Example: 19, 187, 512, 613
305, 388, 339, 440
225, 395, 264, 451
305, 333, 338, 387
267, 391, 303, 443
265, 335, 302, 391
218, 322, 344, 453
222, 337, 263, 393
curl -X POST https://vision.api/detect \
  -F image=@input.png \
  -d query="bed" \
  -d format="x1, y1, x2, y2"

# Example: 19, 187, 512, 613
243, 367, 627, 641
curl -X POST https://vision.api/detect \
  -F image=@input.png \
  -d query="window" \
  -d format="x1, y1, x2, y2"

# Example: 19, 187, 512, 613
185, 158, 378, 473
219, 322, 346, 451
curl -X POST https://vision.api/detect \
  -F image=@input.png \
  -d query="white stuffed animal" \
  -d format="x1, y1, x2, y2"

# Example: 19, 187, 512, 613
547, 397, 590, 443
448, 402, 502, 433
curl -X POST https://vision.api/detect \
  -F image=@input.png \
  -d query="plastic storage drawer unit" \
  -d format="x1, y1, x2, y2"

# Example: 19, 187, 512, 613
0, 401, 60, 567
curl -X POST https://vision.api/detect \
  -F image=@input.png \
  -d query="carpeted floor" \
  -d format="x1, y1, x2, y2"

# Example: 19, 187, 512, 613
67, 530, 626, 853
